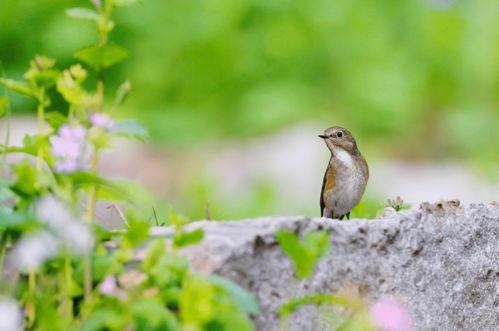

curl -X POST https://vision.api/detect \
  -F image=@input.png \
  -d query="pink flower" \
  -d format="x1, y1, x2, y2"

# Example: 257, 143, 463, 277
90, 113, 115, 131
50, 136, 81, 159
370, 297, 414, 331
53, 159, 79, 173
49, 125, 88, 173
91, 0, 102, 9
99, 276, 117, 295
99, 275, 128, 301
59, 125, 85, 140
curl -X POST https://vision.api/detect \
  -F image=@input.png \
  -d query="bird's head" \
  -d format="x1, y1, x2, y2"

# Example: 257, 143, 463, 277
319, 126, 358, 154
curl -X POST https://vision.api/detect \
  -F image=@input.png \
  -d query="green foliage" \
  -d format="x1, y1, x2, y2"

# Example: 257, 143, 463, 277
276, 229, 329, 279
179, 275, 254, 331
123, 217, 150, 247
0, 78, 36, 99
2, 0, 498, 169
75, 44, 128, 70
173, 228, 204, 249
208, 274, 260, 315
0, 1, 257, 330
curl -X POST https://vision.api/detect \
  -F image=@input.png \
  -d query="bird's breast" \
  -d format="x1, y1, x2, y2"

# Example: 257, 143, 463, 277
324, 155, 368, 213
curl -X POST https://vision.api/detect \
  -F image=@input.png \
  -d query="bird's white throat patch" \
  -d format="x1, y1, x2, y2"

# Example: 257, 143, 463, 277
334, 148, 354, 167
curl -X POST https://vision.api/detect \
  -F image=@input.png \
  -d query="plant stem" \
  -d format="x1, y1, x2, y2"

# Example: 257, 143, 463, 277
26, 88, 45, 327
83, 151, 99, 301
82, 3, 108, 302
0, 62, 11, 177
64, 255, 73, 323
97, 79, 104, 112
27, 271, 36, 326
36, 89, 45, 172
0, 239, 6, 279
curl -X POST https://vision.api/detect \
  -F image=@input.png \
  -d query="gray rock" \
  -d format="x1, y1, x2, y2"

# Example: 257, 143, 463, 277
150, 202, 499, 331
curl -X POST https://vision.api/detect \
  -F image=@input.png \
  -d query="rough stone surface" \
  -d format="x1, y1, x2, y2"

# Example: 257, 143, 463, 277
150, 202, 499, 331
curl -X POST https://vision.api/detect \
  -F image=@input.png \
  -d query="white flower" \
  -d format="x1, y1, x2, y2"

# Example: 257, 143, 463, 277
6, 197, 95, 274
35, 196, 94, 254
0, 298, 23, 331
7, 231, 59, 272
61, 221, 94, 254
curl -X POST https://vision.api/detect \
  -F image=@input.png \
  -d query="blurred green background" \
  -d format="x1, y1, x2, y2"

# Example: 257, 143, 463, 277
1, 0, 499, 221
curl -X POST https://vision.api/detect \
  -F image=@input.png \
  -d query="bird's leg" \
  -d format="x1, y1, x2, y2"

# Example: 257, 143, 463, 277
346, 212, 350, 220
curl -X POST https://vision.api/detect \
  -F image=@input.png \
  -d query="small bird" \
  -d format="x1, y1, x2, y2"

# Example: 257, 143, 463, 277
319, 126, 369, 220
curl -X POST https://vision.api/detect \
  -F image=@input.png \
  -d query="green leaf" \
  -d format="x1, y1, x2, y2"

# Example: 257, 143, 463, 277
8, 161, 52, 207
173, 228, 204, 249
278, 294, 355, 318
45, 111, 68, 130
80, 309, 125, 331
208, 274, 260, 315
168, 208, 189, 227
0, 96, 8, 118
112, 120, 148, 140
0, 183, 15, 202
179, 276, 215, 326
92, 255, 120, 282
70, 279, 84, 298
143, 238, 166, 272
150, 253, 190, 289
66, 7, 100, 21
124, 217, 150, 247
32, 70, 60, 88
302, 231, 330, 260
113, 80, 131, 109
56, 70, 84, 105
70, 172, 130, 200
276, 230, 330, 280
131, 298, 182, 331
0, 78, 36, 98
0, 133, 52, 161
69, 64, 87, 82
0, 206, 38, 234
75, 44, 128, 70
32, 55, 56, 70
276, 230, 310, 279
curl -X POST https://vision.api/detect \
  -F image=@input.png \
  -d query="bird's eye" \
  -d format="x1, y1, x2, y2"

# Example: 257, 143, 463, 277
336, 131, 343, 138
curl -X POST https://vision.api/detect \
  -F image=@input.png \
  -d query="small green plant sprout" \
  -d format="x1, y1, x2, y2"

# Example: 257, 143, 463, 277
168, 208, 205, 249
276, 229, 330, 280
386, 196, 409, 212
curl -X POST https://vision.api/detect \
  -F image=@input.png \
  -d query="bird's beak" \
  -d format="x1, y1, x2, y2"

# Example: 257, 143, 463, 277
318, 134, 327, 139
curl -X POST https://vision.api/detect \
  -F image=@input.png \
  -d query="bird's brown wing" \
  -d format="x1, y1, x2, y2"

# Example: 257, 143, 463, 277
320, 169, 327, 216
320, 163, 335, 217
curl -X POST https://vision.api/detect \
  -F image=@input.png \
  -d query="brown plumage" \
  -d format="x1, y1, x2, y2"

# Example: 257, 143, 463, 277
319, 126, 369, 220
